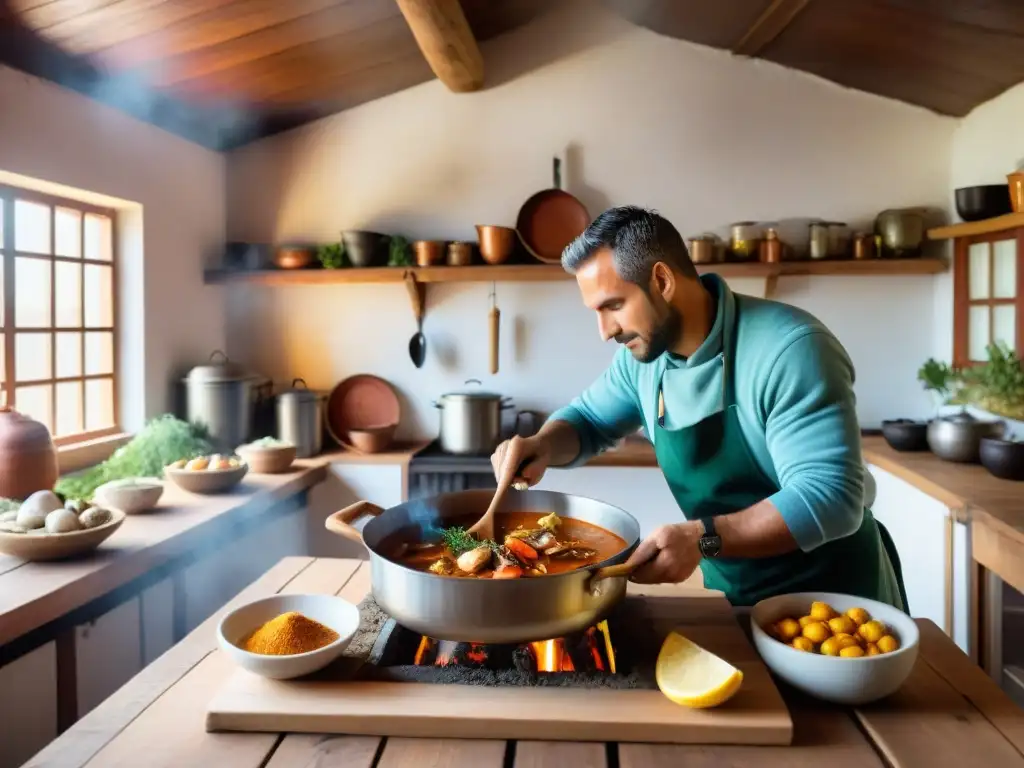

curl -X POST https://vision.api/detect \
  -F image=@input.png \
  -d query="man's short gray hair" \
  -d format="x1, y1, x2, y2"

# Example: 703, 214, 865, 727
561, 206, 697, 286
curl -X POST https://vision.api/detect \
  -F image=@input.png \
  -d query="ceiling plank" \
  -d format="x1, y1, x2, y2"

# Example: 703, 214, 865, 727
733, 0, 812, 56
394, 0, 484, 92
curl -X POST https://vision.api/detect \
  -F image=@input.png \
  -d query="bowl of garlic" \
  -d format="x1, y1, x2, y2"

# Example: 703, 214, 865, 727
0, 490, 125, 561
164, 453, 248, 494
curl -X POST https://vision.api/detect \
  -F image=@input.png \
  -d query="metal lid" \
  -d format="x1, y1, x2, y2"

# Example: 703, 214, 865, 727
439, 378, 504, 401
277, 378, 322, 402
184, 350, 256, 384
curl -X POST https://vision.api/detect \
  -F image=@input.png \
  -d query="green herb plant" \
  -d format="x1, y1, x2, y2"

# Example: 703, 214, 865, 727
958, 342, 1024, 422
388, 235, 412, 267
55, 414, 213, 501
317, 242, 346, 269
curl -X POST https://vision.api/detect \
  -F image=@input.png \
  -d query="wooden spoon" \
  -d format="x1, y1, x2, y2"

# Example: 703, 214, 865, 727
467, 445, 525, 541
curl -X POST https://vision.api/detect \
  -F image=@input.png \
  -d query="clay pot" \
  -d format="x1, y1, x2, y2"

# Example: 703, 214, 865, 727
0, 407, 59, 500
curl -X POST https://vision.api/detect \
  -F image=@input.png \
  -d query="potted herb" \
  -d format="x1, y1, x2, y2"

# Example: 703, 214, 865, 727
965, 342, 1024, 479
317, 242, 346, 269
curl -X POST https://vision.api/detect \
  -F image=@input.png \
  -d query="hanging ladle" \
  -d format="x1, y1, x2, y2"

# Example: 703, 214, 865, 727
405, 273, 426, 368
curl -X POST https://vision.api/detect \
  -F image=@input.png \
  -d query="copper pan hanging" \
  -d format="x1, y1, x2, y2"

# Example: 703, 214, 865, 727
516, 157, 591, 265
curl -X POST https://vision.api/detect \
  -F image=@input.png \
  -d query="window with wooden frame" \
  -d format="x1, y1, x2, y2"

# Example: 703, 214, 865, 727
953, 228, 1024, 367
0, 184, 119, 445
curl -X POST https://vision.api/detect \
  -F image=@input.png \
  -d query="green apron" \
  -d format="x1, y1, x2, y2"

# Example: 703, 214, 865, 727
651, 303, 909, 611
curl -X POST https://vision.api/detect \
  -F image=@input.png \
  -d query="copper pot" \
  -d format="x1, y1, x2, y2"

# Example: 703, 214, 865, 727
687, 235, 723, 264
0, 407, 58, 500
447, 241, 475, 267
475, 225, 516, 265
274, 246, 316, 270
413, 240, 446, 267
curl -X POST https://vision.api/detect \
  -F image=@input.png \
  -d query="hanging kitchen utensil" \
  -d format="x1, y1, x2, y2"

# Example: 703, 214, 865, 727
488, 283, 499, 375
516, 157, 591, 264
405, 273, 426, 368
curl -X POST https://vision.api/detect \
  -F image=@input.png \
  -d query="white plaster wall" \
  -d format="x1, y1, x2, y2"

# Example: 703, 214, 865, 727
224, 0, 956, 437
0, 65, 226, 429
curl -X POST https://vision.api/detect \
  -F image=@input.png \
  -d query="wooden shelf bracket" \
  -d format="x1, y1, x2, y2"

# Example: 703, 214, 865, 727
404, 271, 426, 324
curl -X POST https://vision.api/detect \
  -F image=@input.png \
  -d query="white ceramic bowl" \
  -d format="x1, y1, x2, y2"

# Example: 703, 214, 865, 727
751, 591, 919, 705
164, 462, 247, 494
95, 477, 164, 513
217, 593, 361, 680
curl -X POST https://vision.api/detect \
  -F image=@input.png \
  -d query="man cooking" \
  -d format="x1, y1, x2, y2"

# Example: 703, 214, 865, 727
491, 206, 908, 610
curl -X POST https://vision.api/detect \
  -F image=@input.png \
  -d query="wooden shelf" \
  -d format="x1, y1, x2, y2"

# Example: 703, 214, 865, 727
203, 257, 947, 287
928, 212, 1024, 240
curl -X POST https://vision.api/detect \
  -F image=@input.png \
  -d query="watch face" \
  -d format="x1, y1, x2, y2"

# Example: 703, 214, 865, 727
700, 535, 722, 558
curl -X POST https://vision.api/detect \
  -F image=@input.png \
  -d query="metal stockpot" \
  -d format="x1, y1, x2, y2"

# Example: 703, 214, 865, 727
324, 489, 641, 644
434, 379, 512, 455
276, 378, 324, 458
183, 351, 260, 453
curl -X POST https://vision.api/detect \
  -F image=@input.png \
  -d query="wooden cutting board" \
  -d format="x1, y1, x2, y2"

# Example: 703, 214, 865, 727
206, 583, 793, 746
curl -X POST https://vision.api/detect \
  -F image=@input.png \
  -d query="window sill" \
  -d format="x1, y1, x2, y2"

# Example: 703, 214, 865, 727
57, 432, 132, 476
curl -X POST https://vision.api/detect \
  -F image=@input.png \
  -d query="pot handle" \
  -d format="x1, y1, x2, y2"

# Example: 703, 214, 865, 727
501, 397, 515, 409
291, 378, 308, 389
325, 500, 384, 546
209, 350, 229, 363
590, 562, 635, 584
464, 378, 482, 387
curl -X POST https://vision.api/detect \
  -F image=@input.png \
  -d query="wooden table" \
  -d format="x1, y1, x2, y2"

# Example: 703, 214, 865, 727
26, 556, 1024, 768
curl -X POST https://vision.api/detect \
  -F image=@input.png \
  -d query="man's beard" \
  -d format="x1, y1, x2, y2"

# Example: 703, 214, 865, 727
616, 305, 680, 363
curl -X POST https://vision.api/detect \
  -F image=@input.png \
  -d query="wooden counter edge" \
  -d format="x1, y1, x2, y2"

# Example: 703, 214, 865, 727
0, 464, 329, 648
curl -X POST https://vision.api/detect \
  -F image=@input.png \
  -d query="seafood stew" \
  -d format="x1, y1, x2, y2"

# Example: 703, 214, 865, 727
390, 511, 628, 580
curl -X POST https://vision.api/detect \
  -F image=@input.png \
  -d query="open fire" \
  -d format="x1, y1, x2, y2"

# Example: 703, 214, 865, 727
412, 620, 616, 674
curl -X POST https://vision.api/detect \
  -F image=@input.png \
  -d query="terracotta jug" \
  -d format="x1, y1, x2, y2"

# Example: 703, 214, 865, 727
0, 406, 59, 500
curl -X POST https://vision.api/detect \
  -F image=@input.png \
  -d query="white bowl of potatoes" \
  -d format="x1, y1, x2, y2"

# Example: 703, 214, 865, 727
751, 591, 919, 705
164, 454, 247, 494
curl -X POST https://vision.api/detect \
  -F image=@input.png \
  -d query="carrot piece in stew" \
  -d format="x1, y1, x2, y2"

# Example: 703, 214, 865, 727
505, 538, 538, 562
493, 565, 523, 579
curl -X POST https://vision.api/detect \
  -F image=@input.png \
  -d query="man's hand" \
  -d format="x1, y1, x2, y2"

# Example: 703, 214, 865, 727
490, 435, 551, 488
625, 522, 703, 584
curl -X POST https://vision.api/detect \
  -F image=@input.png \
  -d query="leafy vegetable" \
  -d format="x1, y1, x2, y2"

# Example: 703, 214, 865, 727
317, 242, 346, 269
55, 415, 212, 501
440, 526, 496, 556
388, 235, 412, 267
0, 498, 20, 513
917, 358, 960, 400
959, 342, 1024, 420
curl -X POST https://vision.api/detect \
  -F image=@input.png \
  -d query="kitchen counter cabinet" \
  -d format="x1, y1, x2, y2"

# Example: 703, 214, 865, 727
0, 642, 57, 768
23, 557, 1024, 768
867, 464, 970, 654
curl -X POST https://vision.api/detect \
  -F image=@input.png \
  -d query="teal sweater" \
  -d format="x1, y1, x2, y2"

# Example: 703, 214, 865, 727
549, 274, 867, 553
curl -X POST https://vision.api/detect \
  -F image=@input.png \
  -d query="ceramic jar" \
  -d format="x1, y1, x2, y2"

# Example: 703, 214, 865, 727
0, 406, 59, 500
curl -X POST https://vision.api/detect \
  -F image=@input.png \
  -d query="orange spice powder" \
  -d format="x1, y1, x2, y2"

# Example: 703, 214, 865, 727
240, 611, 340, 655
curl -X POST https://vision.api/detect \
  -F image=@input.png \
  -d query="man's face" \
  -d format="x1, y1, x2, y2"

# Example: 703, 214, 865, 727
575, 248, 680, 363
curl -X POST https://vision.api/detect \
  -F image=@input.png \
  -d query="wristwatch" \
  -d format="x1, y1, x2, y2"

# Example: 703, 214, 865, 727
697, 517, 722, 558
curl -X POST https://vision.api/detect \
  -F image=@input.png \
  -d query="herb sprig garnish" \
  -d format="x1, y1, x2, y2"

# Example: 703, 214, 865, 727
440, 526, 498, 556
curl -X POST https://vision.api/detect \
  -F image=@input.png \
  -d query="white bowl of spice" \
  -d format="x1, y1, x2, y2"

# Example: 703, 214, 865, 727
217, 593, 361, 680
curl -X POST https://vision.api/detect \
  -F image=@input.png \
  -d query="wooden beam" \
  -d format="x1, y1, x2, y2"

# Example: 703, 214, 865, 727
393, 0, 484, 92
733, 0, 812, 57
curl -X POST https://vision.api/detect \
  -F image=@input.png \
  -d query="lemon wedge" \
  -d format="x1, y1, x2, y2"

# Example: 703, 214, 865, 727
655, 630, 744, 709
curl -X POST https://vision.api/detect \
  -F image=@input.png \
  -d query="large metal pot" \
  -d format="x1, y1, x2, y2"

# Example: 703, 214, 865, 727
276, 378, 324, 458
926, 411, 1005, 463
325, 489, 640, 643
875, 208, 926, 258
183, 351, 262, 453
434, 379, 512, 455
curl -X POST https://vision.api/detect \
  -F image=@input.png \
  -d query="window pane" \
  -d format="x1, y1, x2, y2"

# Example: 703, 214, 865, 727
15, 384, 52, 431
15, 332, 50, 382
55, 332, 82, 378
14, 200, 51, 254
968, 242, 990, 300
84, 213, 112, 261
993, 239, 1017, 299
54, 207, 81, 258
54, 261, 82, 327
85, 378, 114, 430
994, 305, 1016, 350
55, 381, 83, 438
84, 331, 113, 375
15, 257, 51, 327
84, 264, 113, 327
969, 305, 990, 362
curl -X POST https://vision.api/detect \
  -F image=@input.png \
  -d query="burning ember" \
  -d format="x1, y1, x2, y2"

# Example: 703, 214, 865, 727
412, 620, 616, 674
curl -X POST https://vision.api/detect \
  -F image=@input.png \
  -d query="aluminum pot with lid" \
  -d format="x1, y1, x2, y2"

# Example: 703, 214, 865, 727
183, 350, 260, 453
276, 378, 325, 458
434, 378, 513, 455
